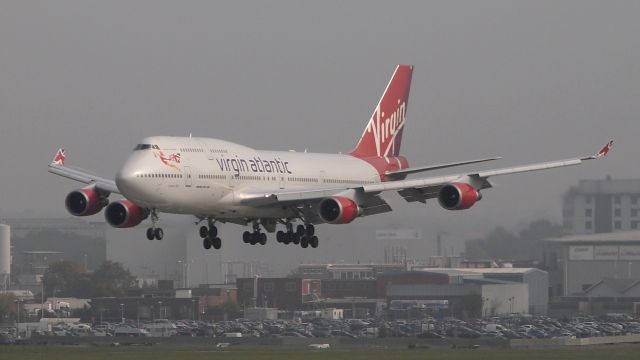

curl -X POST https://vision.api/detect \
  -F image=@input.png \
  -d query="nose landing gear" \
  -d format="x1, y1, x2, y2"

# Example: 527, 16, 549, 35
146, 209, 164, 240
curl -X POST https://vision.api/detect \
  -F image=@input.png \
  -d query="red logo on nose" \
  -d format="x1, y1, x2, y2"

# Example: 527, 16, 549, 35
156, 151, 181, 170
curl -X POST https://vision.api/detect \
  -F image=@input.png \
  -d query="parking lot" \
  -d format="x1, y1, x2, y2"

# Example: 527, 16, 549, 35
3, 313, 640, 344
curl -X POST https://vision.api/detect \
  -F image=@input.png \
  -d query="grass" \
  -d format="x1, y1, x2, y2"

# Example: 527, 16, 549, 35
2, 346, 640, 360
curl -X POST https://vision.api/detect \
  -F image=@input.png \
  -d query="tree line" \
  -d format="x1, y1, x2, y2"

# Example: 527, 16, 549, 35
43, 260, 136, 299
464, 219, 563, 260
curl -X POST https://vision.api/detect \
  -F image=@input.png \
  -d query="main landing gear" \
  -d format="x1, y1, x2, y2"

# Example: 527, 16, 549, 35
276, 223, 318, 248
199, 218, 221, 250
146, 209, 164, 240
243, 221, 267, 246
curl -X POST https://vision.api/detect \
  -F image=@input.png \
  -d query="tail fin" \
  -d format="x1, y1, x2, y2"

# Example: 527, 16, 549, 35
351, 64, 413, 158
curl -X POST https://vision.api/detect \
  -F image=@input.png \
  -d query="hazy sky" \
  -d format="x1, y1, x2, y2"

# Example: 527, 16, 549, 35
1, 1, 638, 268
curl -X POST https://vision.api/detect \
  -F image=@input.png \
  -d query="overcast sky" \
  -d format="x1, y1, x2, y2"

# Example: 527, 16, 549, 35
1, 1, 638, 267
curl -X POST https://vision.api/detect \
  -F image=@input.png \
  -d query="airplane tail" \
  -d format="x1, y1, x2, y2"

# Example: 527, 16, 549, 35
350, 64, 413, 158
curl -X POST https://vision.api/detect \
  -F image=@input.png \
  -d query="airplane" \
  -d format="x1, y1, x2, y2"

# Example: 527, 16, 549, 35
48, 64, 613, 250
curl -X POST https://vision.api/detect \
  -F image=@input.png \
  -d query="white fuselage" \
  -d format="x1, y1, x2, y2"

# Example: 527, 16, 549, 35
116, 136, 382, 219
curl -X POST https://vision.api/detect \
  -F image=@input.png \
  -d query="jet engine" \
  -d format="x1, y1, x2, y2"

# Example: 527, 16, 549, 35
65, 186, 109, 216
318, 196, 361, 224
437, 182, 482, 210
104, 200, 149, 228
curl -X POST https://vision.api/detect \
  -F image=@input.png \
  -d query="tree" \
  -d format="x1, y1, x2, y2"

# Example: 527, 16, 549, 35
465, 219, 563, 260
0, 293, 17, 324
42, 260, 136, 299
43, 260, 87, 298
90, 261, 136, 298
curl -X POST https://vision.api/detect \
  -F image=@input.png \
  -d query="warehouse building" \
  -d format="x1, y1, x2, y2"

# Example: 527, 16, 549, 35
542, 231, 640, 296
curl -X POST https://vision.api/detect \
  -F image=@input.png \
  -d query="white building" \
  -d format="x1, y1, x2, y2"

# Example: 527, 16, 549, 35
562, 178, 640, 235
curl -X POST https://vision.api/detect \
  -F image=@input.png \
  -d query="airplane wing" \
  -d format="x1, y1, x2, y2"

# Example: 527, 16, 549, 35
385, 156, 501, 178
236, 140, 613, 207
47, 149, 120, 194
367, 140, 613, 203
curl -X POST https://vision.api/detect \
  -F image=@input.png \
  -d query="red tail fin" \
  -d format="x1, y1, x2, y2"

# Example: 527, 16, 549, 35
351, 64, 413, 158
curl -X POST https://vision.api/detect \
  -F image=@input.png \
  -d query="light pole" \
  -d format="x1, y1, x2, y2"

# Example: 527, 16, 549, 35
15, 298, 20, 327
120, 303, 125, 324
15, 299, 21, 338
177, 260, 183, 288
482, 297, 487, 318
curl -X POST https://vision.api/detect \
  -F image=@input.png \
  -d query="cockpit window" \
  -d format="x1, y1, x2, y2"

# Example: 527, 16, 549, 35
134, 144, 161, 150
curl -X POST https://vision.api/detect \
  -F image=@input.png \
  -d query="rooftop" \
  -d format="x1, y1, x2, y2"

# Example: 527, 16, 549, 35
565, 178, 640, 195
545, 231, 640, 244
414, 267, 542, 275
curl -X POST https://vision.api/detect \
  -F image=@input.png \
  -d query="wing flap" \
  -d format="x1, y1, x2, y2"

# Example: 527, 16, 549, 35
386, 157, 501, 177
235, 186, 353, 206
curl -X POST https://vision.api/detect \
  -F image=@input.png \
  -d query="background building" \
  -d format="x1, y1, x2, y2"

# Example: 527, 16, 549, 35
543, 231, 640, 296
562, 178, 640, 235
416, 268, 548, 314
294, 263, 406, 280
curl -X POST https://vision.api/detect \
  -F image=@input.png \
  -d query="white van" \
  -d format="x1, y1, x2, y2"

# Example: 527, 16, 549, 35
485, 324, 507, 332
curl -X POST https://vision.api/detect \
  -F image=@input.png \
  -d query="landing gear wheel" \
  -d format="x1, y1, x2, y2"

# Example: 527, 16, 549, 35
243, 231, 251, 243
310, 236, 319, 248
300, 236, 309, 248
292, 233, 300, 245
212, 237, 222, 249
259, 233, 267, 245
146, 228, 155, 240
203, 237, 212, 249
283, 233, 292, 245
296, 224, 306, 237
209, 226, 218, 238
306, 224, 315, 236
154, 228, 164, 240
276, 231, 284, 243
199, 226, 208, 238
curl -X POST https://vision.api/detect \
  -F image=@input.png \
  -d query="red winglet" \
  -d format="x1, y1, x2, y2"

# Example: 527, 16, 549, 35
592, 140, 614, 159
52, 148, 66, 165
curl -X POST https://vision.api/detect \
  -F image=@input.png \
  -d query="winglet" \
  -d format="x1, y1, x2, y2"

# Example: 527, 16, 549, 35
585, 140, 613, 160
52, 148, 66, 166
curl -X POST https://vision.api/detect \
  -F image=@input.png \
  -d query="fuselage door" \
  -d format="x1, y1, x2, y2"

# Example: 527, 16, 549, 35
184, 166, 192, 187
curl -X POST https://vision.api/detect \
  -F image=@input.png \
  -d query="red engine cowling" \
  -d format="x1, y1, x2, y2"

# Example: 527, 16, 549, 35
437, 182, 482, 210
65, 186, 109, 216
318, 196, 361, 224
104, 200, 149, 228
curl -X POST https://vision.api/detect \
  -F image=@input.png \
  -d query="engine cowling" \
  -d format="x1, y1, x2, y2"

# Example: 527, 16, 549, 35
65, 187, 109, 216
318, 196, 361, 224
104, 200, 149, 228
438, 182, 482, 210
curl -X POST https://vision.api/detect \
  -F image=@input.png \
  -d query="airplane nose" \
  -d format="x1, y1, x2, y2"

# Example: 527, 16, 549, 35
115, 167, 137, 194
115, 155, 143, 195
